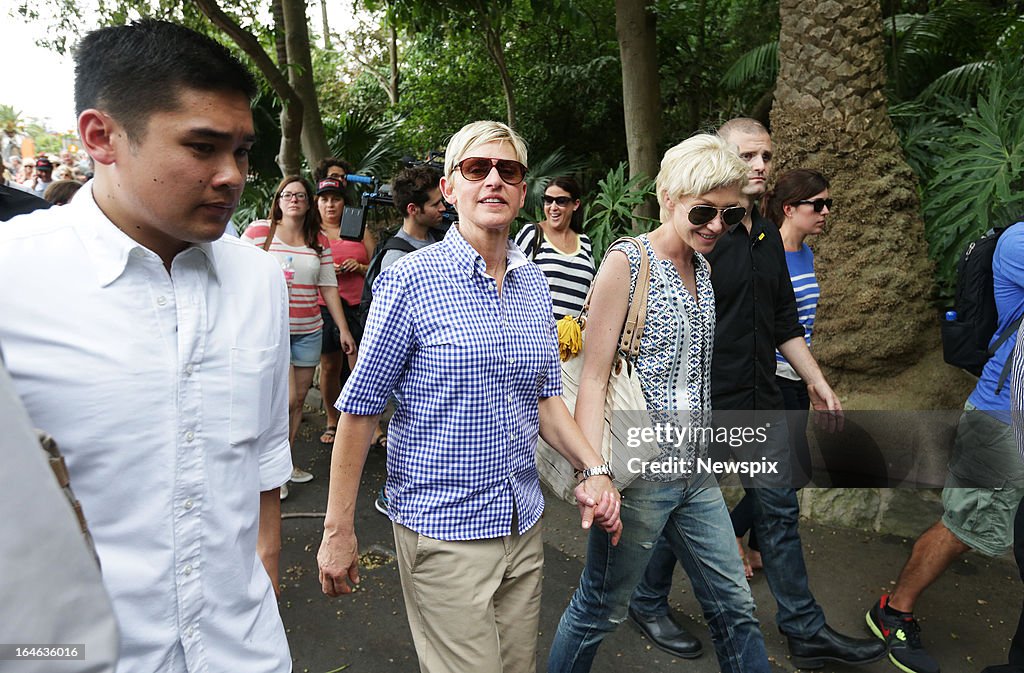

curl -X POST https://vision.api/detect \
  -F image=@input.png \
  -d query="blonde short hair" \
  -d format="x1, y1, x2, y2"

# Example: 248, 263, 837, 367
443, 121, 528, 179
656, 134, 750, 221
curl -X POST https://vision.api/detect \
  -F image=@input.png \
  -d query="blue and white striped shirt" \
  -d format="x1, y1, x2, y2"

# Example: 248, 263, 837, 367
776, 243, 819, 380
336, 224, 562, 541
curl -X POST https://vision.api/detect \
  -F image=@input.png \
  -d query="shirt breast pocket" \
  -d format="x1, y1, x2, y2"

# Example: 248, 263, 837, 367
230, 346, 276, 445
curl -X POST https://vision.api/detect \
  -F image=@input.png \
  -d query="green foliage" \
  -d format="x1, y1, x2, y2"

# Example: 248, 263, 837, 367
884, 1, 1020, 104
918, 61, 1024, 295
324, 111, 404, 179
234, 178, 277, 233
582, 162, 656, 263
522, 147, 588, 215
0, 104, 23, 132
720, 41, 778, 90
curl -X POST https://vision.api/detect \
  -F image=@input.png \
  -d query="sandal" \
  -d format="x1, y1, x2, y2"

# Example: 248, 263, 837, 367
319, 426, 337, 445
370, 433, 388, 451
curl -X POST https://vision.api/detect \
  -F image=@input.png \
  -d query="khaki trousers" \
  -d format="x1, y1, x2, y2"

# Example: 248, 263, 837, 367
392, 519, 544, 673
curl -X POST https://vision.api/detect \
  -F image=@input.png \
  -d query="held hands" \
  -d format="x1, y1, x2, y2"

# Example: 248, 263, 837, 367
807, 380, 844, 433
317, 528, 360, 597
573, 475, 622, 545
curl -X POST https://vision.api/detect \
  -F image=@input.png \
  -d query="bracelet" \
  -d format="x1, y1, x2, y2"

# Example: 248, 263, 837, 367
574, 462, 614, 482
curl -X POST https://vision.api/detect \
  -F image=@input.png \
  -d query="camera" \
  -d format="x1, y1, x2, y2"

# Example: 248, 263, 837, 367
339, 153, 457, 241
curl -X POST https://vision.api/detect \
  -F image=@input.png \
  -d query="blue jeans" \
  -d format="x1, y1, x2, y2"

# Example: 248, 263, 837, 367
548, 475, 769, 673
630, 419, 827, 639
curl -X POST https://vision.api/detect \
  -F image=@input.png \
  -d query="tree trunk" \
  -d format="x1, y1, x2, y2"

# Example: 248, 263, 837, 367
771, 0, 936, 388
194, 0, 302, 175
281, 0, 330, 168
475, 5, 516, 128
320, 0, 331, 50
614, 0, 661, 225
388, 10, 399, 106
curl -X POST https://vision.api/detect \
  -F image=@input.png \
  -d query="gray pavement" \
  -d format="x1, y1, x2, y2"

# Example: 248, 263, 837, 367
279, 407, 1023, 673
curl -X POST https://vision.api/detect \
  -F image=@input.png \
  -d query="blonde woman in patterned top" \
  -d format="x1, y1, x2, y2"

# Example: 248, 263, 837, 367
548, 134, 772, 673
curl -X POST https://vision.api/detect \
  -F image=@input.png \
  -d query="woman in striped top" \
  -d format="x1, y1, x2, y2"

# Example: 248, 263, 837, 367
514, 176, 595, 318
770, 168, 830, 478
243, 176, 355, 493
731, 168, 831, 575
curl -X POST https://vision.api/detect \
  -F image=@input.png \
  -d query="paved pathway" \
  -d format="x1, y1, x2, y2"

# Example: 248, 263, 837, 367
278, 409, 1022, 673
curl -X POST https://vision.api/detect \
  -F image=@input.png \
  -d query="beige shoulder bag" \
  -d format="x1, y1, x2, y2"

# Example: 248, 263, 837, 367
536, 237, 661, 504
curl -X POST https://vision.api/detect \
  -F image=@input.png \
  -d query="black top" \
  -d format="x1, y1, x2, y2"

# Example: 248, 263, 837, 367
0, 184, 50, 222
705, 209, 804, 411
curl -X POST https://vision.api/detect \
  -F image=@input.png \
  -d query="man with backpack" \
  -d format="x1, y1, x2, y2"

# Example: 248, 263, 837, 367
359, 164, 446, 514
867, 221, 1024, 673
360, 164, 446, 324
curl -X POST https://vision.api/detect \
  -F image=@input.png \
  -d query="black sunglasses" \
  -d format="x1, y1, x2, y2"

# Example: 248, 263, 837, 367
794, 198, 833, 213
687, 204, 746, 227
542, 195, 573, 206
456, 157, 527, 185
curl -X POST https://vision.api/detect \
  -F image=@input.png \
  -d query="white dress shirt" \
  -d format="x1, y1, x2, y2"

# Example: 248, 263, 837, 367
0, 184, 293, 673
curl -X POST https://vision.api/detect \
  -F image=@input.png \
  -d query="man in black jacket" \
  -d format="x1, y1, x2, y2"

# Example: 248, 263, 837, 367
627, 118, 885, 669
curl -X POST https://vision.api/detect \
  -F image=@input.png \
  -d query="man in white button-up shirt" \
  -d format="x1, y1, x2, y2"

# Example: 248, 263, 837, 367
0, 20, 292, 673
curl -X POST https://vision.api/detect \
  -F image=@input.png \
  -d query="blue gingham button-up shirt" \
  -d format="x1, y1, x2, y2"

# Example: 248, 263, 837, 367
337, 224, 562, 541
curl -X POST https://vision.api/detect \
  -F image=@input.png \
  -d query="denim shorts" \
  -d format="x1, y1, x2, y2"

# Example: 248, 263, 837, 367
290, 329, 323, 368
942, 402, 1024, 557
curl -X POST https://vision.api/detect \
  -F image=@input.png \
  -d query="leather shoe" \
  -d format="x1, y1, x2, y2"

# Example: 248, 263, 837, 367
627, 606, 703, 659
787, 623, 886, 669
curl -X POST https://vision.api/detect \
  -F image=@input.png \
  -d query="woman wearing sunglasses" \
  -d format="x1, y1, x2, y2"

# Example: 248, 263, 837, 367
767, 169, 831, 476
317, 121, 621, 673
548, 134, 773, 673
514, 176, 595, 319
242, 176, 356, 499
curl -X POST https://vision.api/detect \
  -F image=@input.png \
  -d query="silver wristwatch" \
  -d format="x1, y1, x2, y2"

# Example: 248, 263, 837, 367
575, 462, 614, 481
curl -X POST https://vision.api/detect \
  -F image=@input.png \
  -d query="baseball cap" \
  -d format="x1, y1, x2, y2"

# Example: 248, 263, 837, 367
316, 177, 344, 195
35, 157, 54, 171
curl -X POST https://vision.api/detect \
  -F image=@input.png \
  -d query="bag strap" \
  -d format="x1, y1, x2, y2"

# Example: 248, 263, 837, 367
992, 314, 1024, 395
531, 223, 544, 260
578, 236, 652, 358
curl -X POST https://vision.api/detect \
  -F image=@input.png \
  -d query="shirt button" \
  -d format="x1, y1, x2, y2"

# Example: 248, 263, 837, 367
186, 626, 194, 637
185, 431, 195, 442
184, 564, 193, 575
185, 364, 194, 375
184, 499, 194, 510
156, 296, 168, 306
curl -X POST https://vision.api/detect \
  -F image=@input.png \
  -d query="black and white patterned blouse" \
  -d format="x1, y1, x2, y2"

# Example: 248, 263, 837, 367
608, 235, 715, 482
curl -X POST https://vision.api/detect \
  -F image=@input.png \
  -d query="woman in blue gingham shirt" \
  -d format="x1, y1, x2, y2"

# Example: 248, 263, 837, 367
317, 121, 621, 673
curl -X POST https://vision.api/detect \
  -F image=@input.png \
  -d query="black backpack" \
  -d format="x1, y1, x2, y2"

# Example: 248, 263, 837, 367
940, 223, 1023, 392
357, 236, 420, 330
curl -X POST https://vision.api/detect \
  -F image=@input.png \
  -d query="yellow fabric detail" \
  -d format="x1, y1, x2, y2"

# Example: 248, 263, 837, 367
557, 315, 583, 362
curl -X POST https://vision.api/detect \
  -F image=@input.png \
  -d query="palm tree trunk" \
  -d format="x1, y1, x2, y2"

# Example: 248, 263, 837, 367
772, 0, 938, 387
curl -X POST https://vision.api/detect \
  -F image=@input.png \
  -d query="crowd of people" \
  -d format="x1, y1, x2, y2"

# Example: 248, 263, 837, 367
2, 147, 92, 205
2, 17, 1024, 673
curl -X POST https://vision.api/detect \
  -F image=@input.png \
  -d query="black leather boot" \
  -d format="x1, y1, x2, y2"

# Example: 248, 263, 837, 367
627, 606, 703, 659
786, 624, 887, 669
